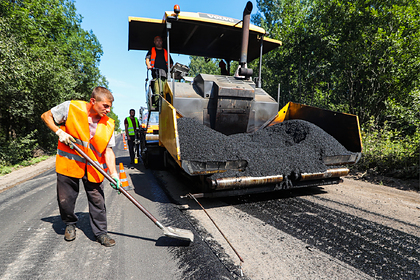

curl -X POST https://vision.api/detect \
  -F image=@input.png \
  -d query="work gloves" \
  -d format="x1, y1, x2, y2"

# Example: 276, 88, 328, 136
110, 173, 122, 192
56, 129, 76, 148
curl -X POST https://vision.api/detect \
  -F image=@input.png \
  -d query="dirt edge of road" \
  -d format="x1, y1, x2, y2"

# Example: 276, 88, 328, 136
348, 170, 419, 192
0, 156, 56, 193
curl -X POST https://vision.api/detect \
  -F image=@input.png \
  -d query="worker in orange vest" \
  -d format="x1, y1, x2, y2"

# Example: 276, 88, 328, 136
145, 35, 173, 106
41, 86, 121, 247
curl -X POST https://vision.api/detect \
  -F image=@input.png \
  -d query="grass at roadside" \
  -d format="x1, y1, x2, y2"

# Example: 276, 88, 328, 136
0, 155, 52, 176
352, 121, 419, 179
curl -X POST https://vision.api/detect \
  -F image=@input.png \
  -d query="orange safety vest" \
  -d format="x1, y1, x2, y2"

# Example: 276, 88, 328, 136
55, 100, 115, 183
150, 47, 168, 68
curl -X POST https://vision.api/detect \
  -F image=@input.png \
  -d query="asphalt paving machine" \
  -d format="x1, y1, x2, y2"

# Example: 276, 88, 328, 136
128, 2, 362, 197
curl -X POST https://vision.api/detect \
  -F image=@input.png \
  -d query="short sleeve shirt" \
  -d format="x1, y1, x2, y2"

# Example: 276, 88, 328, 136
51, 101, 115, 148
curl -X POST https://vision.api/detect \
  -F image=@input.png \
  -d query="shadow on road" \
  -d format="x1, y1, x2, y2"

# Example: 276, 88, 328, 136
179, 186, 330, 211
41, 212, 95, 241
221, 186, 328, 206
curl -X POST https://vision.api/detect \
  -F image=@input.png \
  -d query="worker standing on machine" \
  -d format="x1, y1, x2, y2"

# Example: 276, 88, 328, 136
40, 86, 121, 247
124, 109, 140, 164
145, 35, 173, 106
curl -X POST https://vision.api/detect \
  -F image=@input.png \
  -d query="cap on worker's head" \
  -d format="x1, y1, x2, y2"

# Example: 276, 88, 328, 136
154, 36, 162, 41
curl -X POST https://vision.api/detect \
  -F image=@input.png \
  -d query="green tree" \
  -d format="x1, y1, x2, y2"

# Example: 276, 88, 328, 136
107, 109, 121, 133
188, 56, 240, 77
0, 0, 108, 164
254, 0, 420, 126
188, 57, 220, 76
312, 0, 420, 125
253, 0, 317, 106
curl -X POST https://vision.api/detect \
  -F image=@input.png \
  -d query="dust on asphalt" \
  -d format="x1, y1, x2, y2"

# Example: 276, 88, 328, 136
222, 191, 420, 279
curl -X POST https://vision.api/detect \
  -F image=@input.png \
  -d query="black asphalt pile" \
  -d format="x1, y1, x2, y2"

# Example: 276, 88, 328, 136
177, 117, 354, 179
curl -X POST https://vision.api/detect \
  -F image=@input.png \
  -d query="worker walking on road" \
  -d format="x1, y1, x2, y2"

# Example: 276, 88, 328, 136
124, 109, 140, 164
41, 86, 122, 247
145, 35, 173, 106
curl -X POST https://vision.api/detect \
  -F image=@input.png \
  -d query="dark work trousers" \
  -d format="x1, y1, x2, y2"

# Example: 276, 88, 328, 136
127, 136, 139, 164
57, 173, 107, 237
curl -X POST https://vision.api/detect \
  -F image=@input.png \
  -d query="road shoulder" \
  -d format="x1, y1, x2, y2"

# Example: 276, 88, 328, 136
0, 157, 56, 192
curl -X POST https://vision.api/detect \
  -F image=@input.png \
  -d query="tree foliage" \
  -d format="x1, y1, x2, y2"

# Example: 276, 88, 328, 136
188, 57, 225, 76
253, 0, 420, 127
107, 109, 121, 133
0, 0, 116, 165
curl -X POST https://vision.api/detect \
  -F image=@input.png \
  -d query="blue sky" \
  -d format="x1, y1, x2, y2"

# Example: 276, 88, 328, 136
74, 0, 259, 129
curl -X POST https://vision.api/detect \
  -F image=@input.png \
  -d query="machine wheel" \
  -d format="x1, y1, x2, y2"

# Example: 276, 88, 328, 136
141, 150, 149, 169
144, 146, 165, 170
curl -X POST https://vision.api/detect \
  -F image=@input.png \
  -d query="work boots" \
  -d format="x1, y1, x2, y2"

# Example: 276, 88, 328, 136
64, 224, 76, 241
96, 234, 116, 247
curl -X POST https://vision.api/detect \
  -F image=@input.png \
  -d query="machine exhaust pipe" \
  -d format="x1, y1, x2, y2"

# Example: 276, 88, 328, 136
238, 1, 253, 78
240, 1, 252, 65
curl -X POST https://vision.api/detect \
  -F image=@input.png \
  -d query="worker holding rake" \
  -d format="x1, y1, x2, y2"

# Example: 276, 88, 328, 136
41, 86, 122, 247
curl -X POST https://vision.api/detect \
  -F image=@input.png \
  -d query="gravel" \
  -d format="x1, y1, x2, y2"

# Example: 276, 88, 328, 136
177, 118, 354, 178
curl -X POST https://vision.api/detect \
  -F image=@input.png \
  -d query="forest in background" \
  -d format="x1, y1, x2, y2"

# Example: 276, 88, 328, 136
0, 0, 120, 170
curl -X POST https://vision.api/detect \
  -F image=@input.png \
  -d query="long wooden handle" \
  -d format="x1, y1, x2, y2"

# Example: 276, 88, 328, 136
72, 144, 159, 224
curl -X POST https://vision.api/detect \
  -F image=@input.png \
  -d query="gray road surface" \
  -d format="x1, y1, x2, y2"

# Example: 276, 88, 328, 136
0, 135, 233, 280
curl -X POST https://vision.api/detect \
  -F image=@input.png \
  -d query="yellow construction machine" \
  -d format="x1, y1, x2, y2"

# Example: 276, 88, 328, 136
138, 107, 159, 167
129, 2, 362, 197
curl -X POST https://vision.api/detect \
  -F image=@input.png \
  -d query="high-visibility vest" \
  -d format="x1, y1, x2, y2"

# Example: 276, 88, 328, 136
126, 117, 139, 136
55, 100, 115, 183
150, 47, 168, 68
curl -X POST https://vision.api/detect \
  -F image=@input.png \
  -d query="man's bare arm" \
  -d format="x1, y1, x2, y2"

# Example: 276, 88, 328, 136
41, 110, 59, 133
146, 57, 152, 69
104, 147, 117, 176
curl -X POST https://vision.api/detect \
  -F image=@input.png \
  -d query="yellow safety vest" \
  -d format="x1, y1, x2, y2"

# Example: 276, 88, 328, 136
126, 117, 139, 136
